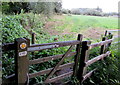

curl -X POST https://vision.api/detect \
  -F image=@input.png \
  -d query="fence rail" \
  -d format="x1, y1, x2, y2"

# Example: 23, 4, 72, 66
89, 39, 113, 49
85, 51, 110, 67
2, 30, 119, 84
2, 43, 15, 51
29, 52, 76, 65
107, 29, 120, 32
29, 62, 74, 78
28, 40, 80, 52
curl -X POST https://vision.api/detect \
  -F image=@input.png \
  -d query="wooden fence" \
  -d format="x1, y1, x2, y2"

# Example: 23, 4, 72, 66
2, 30, 120, 85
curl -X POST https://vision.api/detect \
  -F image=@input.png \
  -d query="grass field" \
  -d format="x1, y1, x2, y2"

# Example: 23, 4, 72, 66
45, 14, 118, 42
65, 15, 118, 30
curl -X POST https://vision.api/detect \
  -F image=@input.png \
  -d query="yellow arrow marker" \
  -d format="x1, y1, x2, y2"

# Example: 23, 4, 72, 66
20, 43, 27, 49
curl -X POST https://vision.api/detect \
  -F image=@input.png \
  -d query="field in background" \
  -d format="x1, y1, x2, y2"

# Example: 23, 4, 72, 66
44, 14, 118, 42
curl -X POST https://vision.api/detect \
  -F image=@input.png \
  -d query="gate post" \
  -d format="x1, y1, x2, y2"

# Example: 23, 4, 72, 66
14, 38, 29, 84
32, 32, 35, 45
77, 41, 91, 84
107, 32, 113, 49
73, 34, 83, 77
31, 32, 35, 57
100, 37, 106, 54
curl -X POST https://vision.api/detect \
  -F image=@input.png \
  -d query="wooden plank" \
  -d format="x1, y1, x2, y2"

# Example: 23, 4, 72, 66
29, 63, 74, 78
82, 69, 96, 82
28, 40, 80, 52
44, 45, 74, 83
85, 51, 111, 67
29, 52, 76, 65
2, 43, 15, 51
73, 34, 83, 77
45, 71, 73, 83
89, 39, 113, 49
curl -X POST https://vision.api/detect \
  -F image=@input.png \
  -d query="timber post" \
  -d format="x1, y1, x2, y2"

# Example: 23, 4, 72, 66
32, 32, 35, 45
32, 32, 35, 56
100, 37, 106, 54
108, 32, 113, 47
73, 34, 83, 77
77, 41, 91, 84
14, 38, 29, 84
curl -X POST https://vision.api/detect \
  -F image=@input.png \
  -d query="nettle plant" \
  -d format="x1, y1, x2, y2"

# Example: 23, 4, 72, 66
2, 15, 30, 78
2, 14, 71, 84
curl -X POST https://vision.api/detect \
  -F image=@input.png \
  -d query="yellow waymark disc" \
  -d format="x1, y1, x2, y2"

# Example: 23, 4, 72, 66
20, 43, 27, 49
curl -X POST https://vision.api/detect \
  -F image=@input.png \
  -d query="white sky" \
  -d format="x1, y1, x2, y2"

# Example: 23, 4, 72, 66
62, 0, 120, 13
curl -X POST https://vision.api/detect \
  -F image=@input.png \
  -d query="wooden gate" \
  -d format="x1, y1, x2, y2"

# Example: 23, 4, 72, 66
2, 34, 83, 84
2, 30, 119, 85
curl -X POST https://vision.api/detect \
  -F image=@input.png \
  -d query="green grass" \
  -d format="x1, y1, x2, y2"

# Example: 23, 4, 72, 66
64, 15, 118, 32
49, 15, 118, 42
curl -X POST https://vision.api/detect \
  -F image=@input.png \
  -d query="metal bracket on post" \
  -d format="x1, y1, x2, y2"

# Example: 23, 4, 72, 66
14, 38, 29, 84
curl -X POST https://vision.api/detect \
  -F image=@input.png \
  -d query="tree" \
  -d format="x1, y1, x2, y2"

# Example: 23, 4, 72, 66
2, 2, 30, 14
54, 1, 62, 13
29, 1, 62, 14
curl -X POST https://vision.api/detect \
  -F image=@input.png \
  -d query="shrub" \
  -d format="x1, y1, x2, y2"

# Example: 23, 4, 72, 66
2, 15, 30, 79
83, 44, 120, 85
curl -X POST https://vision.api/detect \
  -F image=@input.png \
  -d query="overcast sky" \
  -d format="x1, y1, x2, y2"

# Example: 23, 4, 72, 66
62, 0, 119, 13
